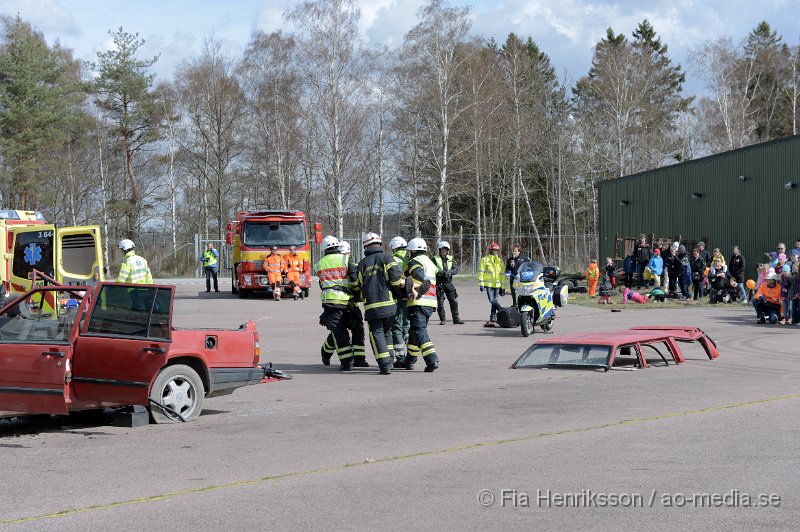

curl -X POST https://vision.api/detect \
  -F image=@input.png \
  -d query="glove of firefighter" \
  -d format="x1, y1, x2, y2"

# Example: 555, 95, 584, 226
499, 288, 506, 297
405, 277, 416, 300
479, 286, 484, 293
417, 279, 431, 300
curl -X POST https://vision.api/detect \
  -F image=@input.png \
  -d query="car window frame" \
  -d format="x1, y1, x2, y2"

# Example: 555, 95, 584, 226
0, 286, 86, 345
80, 284, 173, 342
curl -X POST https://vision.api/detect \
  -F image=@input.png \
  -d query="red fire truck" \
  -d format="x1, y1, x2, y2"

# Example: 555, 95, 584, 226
226, 210, 321, 299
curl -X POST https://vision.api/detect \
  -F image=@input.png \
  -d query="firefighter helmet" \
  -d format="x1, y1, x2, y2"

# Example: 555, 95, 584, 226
437, 240, 451, 250
407, 238, 427, 252
389, 236, 407, 250
118, 239, 135, 252
362, 232, 382, 247
322, 235, 340, 250
339, 241, 352, 254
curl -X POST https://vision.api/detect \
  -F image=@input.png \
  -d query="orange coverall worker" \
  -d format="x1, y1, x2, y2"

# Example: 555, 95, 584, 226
586, 261, 600, 297
264, 253, 285, 287
285, 253, 304, 295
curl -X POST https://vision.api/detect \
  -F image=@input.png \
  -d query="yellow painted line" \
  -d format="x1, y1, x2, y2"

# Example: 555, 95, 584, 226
3, 392, 799, 526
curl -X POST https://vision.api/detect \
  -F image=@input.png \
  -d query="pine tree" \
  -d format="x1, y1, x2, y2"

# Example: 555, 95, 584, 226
742, 21, 790, 140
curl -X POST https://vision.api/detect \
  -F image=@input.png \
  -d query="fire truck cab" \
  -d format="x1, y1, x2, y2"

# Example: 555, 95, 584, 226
227, 210, 319, 299
0, 209, 104, 296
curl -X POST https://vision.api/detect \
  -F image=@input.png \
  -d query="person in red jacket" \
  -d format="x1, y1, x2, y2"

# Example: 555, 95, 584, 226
754, 272, 782, 324
586, 258, 600, 297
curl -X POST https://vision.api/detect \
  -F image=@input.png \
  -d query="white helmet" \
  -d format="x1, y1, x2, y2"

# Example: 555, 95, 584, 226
362, 232, 382, 247
437, 240, 451, 250
118, 239, 135, 252
389, 236, 407, 250
338, 241, 351, 254
765, 272, 779, 281
407, 238, 427, 252
322, 235, 340, 250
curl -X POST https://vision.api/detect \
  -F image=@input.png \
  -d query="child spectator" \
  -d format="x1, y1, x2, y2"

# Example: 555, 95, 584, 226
647, 286, 666, 302
790, 240, 800, 264
622, 287, 647, 304
728, 246, 746, 303
708, 259, 731, 303
755, 263, 768, 290
780, 268, 793, 324
623, 253, 635, 288
690, 248, 706, 300
586, 258, 599, 297
776, 253, 790, 274
711, 247, 726, 266
598, 275, 613, 304
679, 245, 692, 300
647, 248, 663, 288
605, 257, 617, 288
754, 272, 782, 324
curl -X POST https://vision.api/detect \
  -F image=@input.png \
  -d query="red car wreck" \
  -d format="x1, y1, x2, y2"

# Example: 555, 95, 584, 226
0, 282, 288, 423
511, 326, 719, 371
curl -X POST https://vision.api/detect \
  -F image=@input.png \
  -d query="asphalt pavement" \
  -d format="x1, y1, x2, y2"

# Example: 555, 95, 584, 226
1, 279, 798, 530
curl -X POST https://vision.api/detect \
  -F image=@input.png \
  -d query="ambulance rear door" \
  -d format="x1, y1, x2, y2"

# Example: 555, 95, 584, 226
56, 226, 104, 286
7, 225, 56, 293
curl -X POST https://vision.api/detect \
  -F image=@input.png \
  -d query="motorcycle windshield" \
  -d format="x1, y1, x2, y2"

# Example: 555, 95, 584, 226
517, 261, 543, 281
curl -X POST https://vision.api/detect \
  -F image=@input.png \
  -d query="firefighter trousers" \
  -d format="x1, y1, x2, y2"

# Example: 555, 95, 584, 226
436, 282, 459, 323
367, 316, 395, 362
320, 305, 352, 365
391, 300, 410, 353
345, 305, 365, 360
407, 306, 438, 367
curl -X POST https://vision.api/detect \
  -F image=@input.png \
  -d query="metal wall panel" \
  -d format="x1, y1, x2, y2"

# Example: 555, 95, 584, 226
599, 135, 800, 277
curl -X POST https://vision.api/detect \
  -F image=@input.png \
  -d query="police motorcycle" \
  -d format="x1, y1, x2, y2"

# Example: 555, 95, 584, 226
513, 260, 569, 337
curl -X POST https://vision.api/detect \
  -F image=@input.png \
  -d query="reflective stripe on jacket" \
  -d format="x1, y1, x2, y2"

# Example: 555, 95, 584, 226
285, 255, 303, 272
314, 253, 353, 305
408, 254, 438, 308
116, 250, 152, 284
478, 254, 504, 288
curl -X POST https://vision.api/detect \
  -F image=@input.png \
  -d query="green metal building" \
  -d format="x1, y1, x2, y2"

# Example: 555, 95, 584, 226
598, 134, 800, 276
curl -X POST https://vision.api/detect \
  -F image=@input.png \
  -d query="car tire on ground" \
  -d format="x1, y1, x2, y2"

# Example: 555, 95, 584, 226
149, 364, 205, 424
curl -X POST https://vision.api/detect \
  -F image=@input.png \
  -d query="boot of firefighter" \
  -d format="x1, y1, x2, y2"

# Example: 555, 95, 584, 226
423, 352, 439, 373
353, 355, 370, 368
377, 357, 393, 375
393, 346, 405, 367
339, 356, 354, 371
321, 346, 333, 366
452, 301, 464, 324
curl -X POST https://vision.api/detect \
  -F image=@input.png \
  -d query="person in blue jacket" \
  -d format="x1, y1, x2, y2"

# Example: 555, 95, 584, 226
647, 248, 664, 288
623, 253, 635, 288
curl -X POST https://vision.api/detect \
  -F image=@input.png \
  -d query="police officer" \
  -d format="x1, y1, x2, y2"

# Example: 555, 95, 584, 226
202, 242, 220, 292
339, 241, 367, 367
314, 236, 360, 371
117, 239, 153, 311
403, 238, 439, 372
389, 236, 410, 365
356, 233, 403, 375
433, 241, 463, 325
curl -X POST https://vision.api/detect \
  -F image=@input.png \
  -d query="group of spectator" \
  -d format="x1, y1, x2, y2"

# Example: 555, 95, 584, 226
602, 234, 800, 324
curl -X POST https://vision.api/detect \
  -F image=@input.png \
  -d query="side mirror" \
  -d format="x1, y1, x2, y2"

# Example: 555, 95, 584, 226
225, 232, 233, 246
226, 222, 233, 232
314, 223, 323, 245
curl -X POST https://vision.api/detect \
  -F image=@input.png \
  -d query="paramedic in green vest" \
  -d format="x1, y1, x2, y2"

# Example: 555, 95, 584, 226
202, 242, 220, 292
402, 238, 439, 372
314, 235, 360, 371
433, 240, 463, 325
478, 242, 504, 326
389, 236, 411, 365
116, 239, 153, 310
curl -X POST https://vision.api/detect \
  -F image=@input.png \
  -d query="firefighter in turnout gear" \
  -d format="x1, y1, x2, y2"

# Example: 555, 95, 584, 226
356, 233, 404, 375
403, 238, 439, 372
264, 246, 285, 301
339, 240, 367, 367
389, 236, 411, 365
314, 236, 360, 371
285, 245, 304, 300
433, 241, 463, 325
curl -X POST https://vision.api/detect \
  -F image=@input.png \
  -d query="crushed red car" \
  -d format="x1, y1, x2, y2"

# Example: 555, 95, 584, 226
511, 326, 719, 371
0, 282, 289, 423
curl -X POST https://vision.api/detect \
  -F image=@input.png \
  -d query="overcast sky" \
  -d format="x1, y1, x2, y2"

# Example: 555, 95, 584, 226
2, 0, 799, 95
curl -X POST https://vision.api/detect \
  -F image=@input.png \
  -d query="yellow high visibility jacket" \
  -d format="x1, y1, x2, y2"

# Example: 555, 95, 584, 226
478, 254, 504, 288
407, 254, 438, 308
117, 250, 153, 284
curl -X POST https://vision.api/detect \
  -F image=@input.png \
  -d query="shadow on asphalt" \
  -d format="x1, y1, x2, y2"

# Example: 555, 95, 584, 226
274, 363, 396, 375
0, 410, 117, 437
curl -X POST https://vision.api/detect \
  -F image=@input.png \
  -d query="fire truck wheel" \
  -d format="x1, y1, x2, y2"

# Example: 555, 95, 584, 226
238, 289, 250, 299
